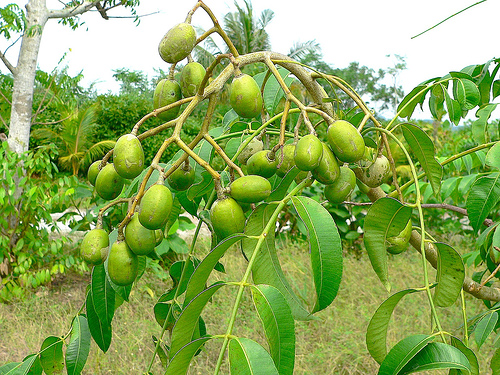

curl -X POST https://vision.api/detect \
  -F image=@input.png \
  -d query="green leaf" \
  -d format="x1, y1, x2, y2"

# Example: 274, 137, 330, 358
291, 196, 343, 312
223, 109, 239, 131
242, 203, 311, 320
39, 336, 64, 375
251, 285, 295, 375
366, 288, 420, 364
491, 348, 500, 375
486, 142, 500, 170
91, 264, 115, 327
363, 197, 412, 292
169, 282, 226, 357
86, 290, 112, 353
474, 311, 499, 349
397, 85, 429, 119
151, 335, 169, 368
164, 337, 213, 375
472, 104, 498, 144
433, 242, 465, 307
493, 80, 500, 100
400, 342, 471, 373
254, 68, 294, 116
228, 337, 279, 375
401, 123, 443, 195
453, 78, 480, 110
449, 336, 479, 375
378, 334, 433, 375
0, 354, 38, 375
466, 174, 500, 233
443, 88, 462, 125
267, 167, 300, 202
65, 315, 91, 375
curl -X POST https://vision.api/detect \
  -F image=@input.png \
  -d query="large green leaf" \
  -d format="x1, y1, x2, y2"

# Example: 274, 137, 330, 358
85, 290, 112, 353
65, 315, 91, 375
397, 85, 429, 119
449, 337, 479, 375
251, 285, 295, 375
399, 342, 471, 374
433, 242, 465, 307
366, 288, 420, 364
267, 167, 300, 202
164, 337, 212, 375
474, 311, 499, 349
453, 78, 480, 110
443, 88, 462, 125
91, 264, 115, 327
39, 336, 64, 375
242, 203, 311, 320
491, 348, 500, 375
401, 123, 443, 195
486, 142, 500, 171
228, 337, 279, 375
378, 334, 433, 375
0, 354, 38, 375
291, 196, 343, 312
363, 197, 412, 292
466, 174, 500, 233
472, 103, 498, 144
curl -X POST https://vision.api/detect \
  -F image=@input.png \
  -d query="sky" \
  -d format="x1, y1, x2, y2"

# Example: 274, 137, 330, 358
1, 0, 499, 118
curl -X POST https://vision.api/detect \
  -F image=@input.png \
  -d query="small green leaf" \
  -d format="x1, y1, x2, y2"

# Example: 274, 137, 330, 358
474, 311, 499, 349
228, 337, 279, 375
164, 337, 212, 375
472, 104, 498, 144
39, 336, 64, 375
466, 174, 500, 233
65, 315, 91, 375
400, 342, 471, 373
486, 142, 500, 170
453, 78, 480, 110
433, 242, 465, 307
378, 334, 433, 375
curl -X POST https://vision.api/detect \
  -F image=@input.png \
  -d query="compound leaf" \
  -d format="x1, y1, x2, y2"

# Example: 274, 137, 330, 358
486, 142, 500, 170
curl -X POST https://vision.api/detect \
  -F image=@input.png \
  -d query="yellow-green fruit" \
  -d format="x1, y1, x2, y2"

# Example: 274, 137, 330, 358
113, 134, 145, 179
95, 163, 124, 200
237, 138, 264, 165
246, 150, 278, 178
107, 241, 138, 286
80, 228, 109, 265
87, 160, 101, 187
230, 73, 263, 118
153, 79, 182, 121
229, 175, 272, 203
125, 213, 156, 255
168, 165, 195, 191
324, 167, 356, 204
138, 184, 173, 230
354, 155, 391, 188
295, 170, 310, 184
276, 144, 296, 178
158, 23, 196, 64
210, 197, 246, 239
356, 178, 371, 194
180, 62, 206, 97
312, 143, 340, 185
386, 219, 412, 254
294, 134, 323, 171
327, 120, 365, 163
155, 229, 164, 247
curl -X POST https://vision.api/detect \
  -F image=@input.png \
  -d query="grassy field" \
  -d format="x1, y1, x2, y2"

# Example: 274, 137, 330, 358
0, 239, 497, 374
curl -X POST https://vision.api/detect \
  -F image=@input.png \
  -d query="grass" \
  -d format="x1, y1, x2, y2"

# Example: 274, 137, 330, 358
0, 238, 498, 374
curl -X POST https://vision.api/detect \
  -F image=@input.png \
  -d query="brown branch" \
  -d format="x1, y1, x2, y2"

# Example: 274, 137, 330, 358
421, 203, 494, 227
0, 49, 16, 75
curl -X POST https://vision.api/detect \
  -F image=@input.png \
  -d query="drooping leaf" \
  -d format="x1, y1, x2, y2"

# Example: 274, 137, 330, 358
363, 197, 412, 292
443, 88, 463, 125
401, 123, 443, 195
433, 242, 465, 307
366, 288, 420, 364
378, 334, 433, 375
228, 337, 279, 375
0, 354, 38, 375
91, 264, 115, 327
164, 337, 212, 375
472, 103, 498, 144
291, 196, 343, 312
397, 85, 429, 119
486, 142, 500, 171
39, 336, 64, 375
254, 68, 295, 116
453, 78, 480, 110
493, 80, 500, 100
491, 348, 500, 375
251, 285, 295, 375
474, 311, 499, 349
449, 336, 479, 375
466, 174, 500, 233
399, 342, 471, 373
267, 166, 300, 202
85, 290, 112, 353
65, 315, 91, 375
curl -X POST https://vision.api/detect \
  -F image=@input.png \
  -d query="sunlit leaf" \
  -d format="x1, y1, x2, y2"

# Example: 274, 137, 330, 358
453, 78, 480, 110
466, 174, 500, 233
449, 336, 479, 375
66, 315, 91, 375
400, 342, 471, 373
397, 85, 429, 119
472, 104, 498, 144
86, 290, 112, 353
486, 142, 500, 170
443, 88, 462, 125
228, 337, 279, 375
39, 336, 64, 375
433, 242, 465, 307
164, 337, 212, 375
474, 311, 499, 349
378, 334, 433, 374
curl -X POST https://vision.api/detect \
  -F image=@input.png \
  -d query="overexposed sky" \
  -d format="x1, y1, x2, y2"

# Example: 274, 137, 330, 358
1, 0, 498, 117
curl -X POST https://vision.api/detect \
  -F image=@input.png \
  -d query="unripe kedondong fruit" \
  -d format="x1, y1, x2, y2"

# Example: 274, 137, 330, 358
324, 166, 356, 204
237, 137, 264, 165
210, 197, 246, 239
229, 175, 272, 203
107, 241, 138, 286
276, 144, 296, 177
180, 62, 206, 97
113, 134, 145, 179
386, 219, 412, 254
230, 73, 263, 118
246, 150, 278, 178
80, 228, 109, 265
312, 143, 340, 185
327, 120, 365, 163
355, 154, 391, 188
138, 184, 173, 230
87, 160, 101, 187
95, 163, 124, 201
125, 213, 157, 256
168, 165, 196, 191
153, 79, 182, 121
294, 134, 323, 171
158, 23, 197, 64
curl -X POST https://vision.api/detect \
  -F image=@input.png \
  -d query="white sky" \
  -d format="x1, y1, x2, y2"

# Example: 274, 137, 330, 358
1, 0, 499, 118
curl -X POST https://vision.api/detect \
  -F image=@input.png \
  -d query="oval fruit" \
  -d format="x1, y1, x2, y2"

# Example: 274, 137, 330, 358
95, 163, 124, 200
294, 134, 323, 171
168, 165, 196, 191
107, 240, 138, 286
155, 229, 164, 247
327, 120, 365, 163
80, 228, 109, 265
229, 175, 272, 203
139, 184, 173, 230
113, 134, 145, 179
354, 155, 391, 188
386, 219, 412, 254
246, 150, 278, 178
180, 62, 206, 97
324, 167, 356, 204
230, 73, 263, 118
210, 197, 246, 239
312, 143, 340, 185
237, 137, 263, 165
87, 160, 101, 187
125, 213, 157, 255
158, 23, 196, 64
276, 144, 296, 177
153, 79, 182, 121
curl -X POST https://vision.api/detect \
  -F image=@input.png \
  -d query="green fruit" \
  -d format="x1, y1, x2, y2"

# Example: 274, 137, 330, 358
155, 229, 164, 247
168, 165, 196, 191
158, 23, 196, 64
294, 170, 310, 184
386, 219, 412, 254
210, 197, 246, 239
327, 120, 365, 163
230, 73, 263, 118
312, 143, 340, 185
80, 228, 109, 265
246, 150, 278, 178
180, 62, 206, 97
294, 134, 323, 171
324, 167, 356, 204
87, 160, 101, 187
229, 175, 272, 203
107, 240, 138, 286
125, 213, 156, 255
138, 184, 173, 230
153, 79, 182, 121
276, 144, 296, 177
113, 134, 145, 179
490, 247, 500, 265
354, 155, 391, 188
95, 163, 124, 200
237, 137, 264, 165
